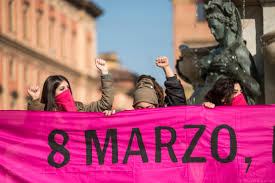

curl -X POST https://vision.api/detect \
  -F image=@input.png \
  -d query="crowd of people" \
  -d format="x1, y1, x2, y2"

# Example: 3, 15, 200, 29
27, 57, 248, 115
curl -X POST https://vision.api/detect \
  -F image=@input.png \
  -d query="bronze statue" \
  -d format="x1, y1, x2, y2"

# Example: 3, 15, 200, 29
177, 0, 261, 104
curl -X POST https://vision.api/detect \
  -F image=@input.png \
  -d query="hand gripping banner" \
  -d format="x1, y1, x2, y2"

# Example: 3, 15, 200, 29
0, 106, 275, 183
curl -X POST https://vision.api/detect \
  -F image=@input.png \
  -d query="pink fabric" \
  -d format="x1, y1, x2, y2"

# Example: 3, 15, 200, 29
0, 106, 274, 183
231, 93, 248, 106
55, 89, 77, 112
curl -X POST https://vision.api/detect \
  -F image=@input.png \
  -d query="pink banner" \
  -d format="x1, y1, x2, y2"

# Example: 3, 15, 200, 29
0, 106, 275, 183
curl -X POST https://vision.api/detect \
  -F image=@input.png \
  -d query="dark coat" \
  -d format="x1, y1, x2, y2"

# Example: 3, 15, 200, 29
164, 76, 186, 106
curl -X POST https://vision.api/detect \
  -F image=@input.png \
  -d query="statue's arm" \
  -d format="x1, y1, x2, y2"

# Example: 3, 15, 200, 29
236, 69, 261, 96
198, 56, 212, 79
234, 48, 261, 97
229, 60, 261, 97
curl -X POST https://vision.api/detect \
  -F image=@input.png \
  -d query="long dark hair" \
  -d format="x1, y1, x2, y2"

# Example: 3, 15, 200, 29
205, 77, 236, 106
137, 75, 165, 107
41, 75, 72, 111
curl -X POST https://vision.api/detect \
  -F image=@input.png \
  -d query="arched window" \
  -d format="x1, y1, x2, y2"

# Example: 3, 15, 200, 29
22, 1, 30, 40
8, 0, 15, 32
9, 57, 16, 81
60, 24, 66, 58
36, 10, 43, 47
71, 31, 77, 62
49, 17, 55, 53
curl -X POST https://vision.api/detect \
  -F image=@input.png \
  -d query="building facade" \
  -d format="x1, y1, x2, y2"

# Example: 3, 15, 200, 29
0, 0, 102, 110
171, 0, 217, 98
172, 0, 216, 63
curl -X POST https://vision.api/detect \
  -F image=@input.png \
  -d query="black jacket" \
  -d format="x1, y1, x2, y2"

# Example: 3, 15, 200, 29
164, 76, 186, 106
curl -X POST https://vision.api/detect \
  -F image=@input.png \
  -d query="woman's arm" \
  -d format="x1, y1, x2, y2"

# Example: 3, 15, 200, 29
27, 86, 45, 110
164, 76, 186, 106
155, 56, 186, 106
27, 98, 45, 110
155, 56, 174, 78
83, 58, 114, 112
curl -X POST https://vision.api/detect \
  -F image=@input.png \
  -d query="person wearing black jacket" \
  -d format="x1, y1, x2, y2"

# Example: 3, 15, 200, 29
103, 56, 187, 116
155, 56, 186, 106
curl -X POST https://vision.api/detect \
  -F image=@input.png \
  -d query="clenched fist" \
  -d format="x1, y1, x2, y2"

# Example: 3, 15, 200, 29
155, 56, 174, 78
27, 86, 41, 100
155, 56, 170, 68
95, 58, 108, 75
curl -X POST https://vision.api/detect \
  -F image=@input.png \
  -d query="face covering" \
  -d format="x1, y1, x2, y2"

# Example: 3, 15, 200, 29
55, 89, 77, 112
231, 93, 248, 106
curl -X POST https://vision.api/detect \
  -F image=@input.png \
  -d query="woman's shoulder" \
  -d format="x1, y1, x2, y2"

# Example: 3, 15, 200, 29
27, 99, 45, 111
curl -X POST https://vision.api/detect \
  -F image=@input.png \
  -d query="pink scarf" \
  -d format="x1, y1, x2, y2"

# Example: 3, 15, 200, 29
55, 89, 77, 112
231, 93, 248, 106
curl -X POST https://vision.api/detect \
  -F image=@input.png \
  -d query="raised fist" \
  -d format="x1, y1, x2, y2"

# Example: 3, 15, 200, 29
95, 58, 108, 75
155, 56, 169, 68
27, 86, 41, 100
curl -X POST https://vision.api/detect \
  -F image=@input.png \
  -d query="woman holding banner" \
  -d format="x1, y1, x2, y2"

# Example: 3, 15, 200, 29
132, 55, 187, 109
154, 56, 247, 109
132, 74, 165, 109
27, 58, 114, 113
103, 74, 163, 115
131, 54, 188, 109
203, 77, 248, 108
103, 74, 167, 115
103, 56, 186, 115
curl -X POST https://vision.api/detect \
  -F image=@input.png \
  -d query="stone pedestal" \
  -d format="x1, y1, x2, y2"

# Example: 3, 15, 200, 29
261, 1, 275, 103
261, 31, 275, 103
232, 0, 275, 103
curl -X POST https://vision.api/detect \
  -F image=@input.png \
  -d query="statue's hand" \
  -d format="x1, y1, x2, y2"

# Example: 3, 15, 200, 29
198, 59, 211, 70
209, 60, 228, 74
226, 61, 242, 76
210, 60, 242, 76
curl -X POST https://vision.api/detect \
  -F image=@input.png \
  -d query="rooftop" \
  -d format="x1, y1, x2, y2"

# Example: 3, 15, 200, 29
65, 0, 103, 18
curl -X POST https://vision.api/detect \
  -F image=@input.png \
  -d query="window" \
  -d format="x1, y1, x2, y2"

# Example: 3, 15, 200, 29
86, 38, 92, 67
0, 84, 3, 95
10, 90, 18, 109
8, 0, 15, 32
24, 64, 29, 84
22, 1, 30, 40
196, 1, 206, 22
49, 17, 55, 53
36, 10, 43, 47
9, 57, 16, 80
60, 25, 66, 58
71, 31, 77, 61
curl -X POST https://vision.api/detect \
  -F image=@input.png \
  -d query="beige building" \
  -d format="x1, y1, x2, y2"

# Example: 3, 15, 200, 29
172, 0, 216, 63
0, 0, 103, 110
171, 0, 217, 98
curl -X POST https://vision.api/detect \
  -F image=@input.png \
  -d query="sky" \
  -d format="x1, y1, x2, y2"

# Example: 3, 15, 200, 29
92, 0, 173, 84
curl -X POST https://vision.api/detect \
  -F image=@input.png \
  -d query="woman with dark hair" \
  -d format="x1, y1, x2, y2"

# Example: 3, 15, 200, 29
203, 77, 248, 108
103, 74, 164, 115
27, 58, 114, 112
103, 56, 186, 115
129, 55, 186, 109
